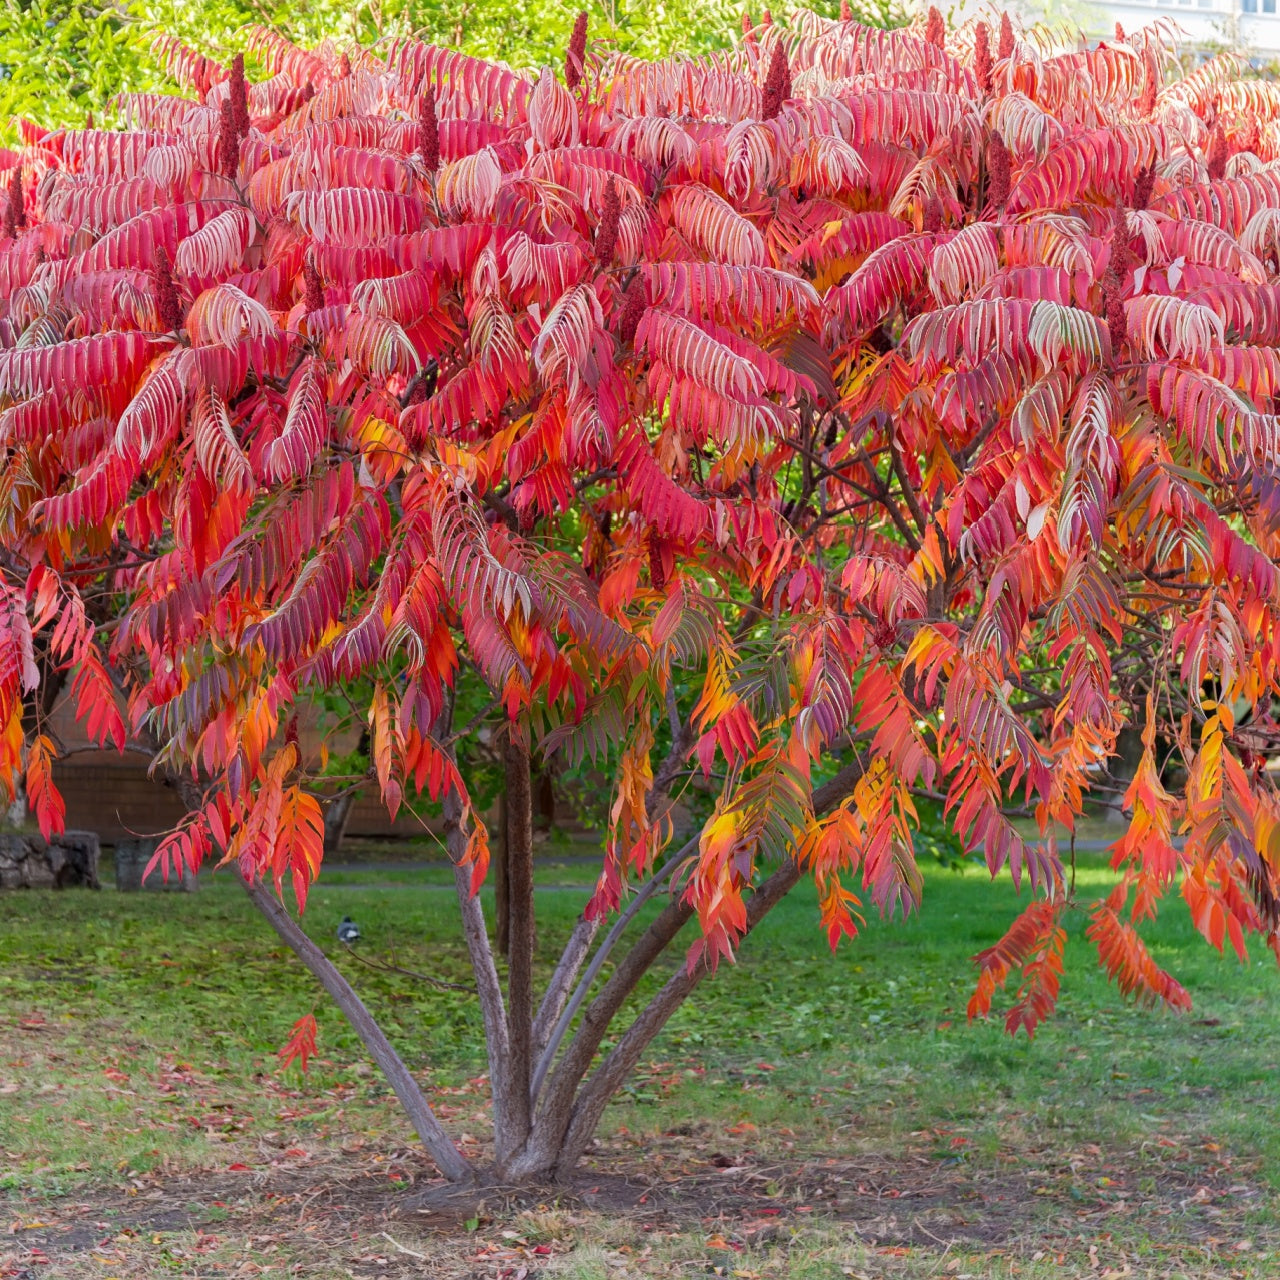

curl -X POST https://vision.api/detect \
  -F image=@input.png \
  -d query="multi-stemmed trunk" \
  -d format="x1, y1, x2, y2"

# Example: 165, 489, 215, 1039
236, 711, 863, 1184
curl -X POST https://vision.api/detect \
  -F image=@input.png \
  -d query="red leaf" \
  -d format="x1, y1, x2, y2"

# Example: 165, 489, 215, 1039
278, 1013, 318, 1073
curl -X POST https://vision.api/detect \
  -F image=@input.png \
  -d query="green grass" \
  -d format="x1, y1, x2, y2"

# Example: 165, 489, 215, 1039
2, 850, 1279, 1276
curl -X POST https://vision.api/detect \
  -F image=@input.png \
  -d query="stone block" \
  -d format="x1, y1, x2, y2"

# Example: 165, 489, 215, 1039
114, 837, 198, 892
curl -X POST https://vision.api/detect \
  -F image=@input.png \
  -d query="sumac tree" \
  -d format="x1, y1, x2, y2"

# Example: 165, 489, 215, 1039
2, 10, 1280, 1183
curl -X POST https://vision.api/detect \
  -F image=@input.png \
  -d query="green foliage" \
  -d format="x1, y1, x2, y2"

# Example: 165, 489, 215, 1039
0, 0, 159, 130
0, 0, 901, 141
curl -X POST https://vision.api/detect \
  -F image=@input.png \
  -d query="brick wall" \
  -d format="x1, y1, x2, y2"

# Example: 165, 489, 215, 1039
45, 695, 423, 844
51, 752, 436, 844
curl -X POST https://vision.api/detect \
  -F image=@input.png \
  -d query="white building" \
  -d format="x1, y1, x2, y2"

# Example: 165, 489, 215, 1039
1082, 0, 1280, 60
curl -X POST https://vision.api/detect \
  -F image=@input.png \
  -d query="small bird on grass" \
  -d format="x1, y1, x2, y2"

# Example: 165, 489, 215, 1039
337, 915, 361, 944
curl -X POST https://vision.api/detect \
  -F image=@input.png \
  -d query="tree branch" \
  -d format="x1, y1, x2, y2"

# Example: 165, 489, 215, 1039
529, 837, 697, 1105
532, 914, 599, 1058
503, 727, 536, 1156
552, 857, 802, 1176
445, 790, 517, 1138
513, 757, 866, 1180
239, 874, 472, 1182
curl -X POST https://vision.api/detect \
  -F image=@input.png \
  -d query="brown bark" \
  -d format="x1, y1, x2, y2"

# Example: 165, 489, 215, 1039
532, 914, 599, 1057
510, 757, 867, 1180
529, 837, 698, 1104
156, 756, 471, 1181
501, 728, 535, 1161
553, 859, 802, 1175
240, 873, 473, 1182
494, 790, 510, 954
444, 786, 512, 1140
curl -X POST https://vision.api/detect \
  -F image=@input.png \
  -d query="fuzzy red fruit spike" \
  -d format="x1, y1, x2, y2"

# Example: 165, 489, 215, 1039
741, 9, 756, 42
761, 40, 789, 120
229, 52, 250, 138
840, 0, 852, 17
566, 11, 589, 91
1114, 21, 1125, 41
1207, 126, 1229, 181
1132, 165, 1155, 211
925, 5, 945, 49
998, 11, 1014, 59
3, 166, 23, 239
303, 255, 325, 314
85, 109, 94, 129
1106, 283, 1127, 355
923, 194, 943, 234
761, 8, 773, 24
339, 52, 352, 78
617, 280, 646, 347
987, 131, 1011, 208
1109, 202, 1131, 281
151, 246, 183, 333
217, 97, 240, 179
417, 88, 440, 172
596, 175, 621, 269
975, 21, 993, 93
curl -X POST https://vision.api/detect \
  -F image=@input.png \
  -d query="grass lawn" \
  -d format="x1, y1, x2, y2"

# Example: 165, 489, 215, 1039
1, 846, 1278, 1278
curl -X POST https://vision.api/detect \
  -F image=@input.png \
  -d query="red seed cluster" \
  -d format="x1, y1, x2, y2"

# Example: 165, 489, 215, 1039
840, 0, 851, 18
1109, 202, 1132, 280
1207, 126, 1229, 181
925, 6, 945, 49
418, 89, 440, 172
596, 176, 621, 269
987, 132, 1011, 208
761, 41, 789, 120
303, 255, 325, 314
617, 281, 646, 347
229, 53, 250, 139
2, 167, 23, 239
998, 12, 1014, 59
217, 98, 240, 179
1132, 165, 1155, 211
566, 11, 589, 91
151, 246, 183, 333
1102, 201, 1131, 355
975, 22, 992, 94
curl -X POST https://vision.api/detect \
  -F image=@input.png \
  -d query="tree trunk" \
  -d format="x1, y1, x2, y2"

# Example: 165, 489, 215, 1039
494, 791, 510, 954
499, 728, 535, 1166
1107, 727, 1145, 824
323, 790, 358, 859
534, 767, 555, 831
507, 758, 866, 1182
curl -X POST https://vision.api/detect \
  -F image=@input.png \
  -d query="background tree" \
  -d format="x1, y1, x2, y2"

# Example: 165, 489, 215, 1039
0, 0, 904, 141
3, 8, 1280, 1186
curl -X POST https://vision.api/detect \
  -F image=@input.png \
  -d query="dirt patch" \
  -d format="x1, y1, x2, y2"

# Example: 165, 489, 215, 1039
4, 1130, 1276, 1278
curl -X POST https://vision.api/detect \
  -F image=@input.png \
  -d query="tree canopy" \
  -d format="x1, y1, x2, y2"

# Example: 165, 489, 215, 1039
2, 6, 1280, 1182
